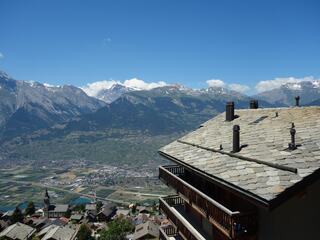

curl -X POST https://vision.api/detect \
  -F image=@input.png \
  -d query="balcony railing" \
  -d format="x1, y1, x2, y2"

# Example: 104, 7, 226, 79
159, 196, 206, 240
159, 225, 178, 240
159, 165, 257, 239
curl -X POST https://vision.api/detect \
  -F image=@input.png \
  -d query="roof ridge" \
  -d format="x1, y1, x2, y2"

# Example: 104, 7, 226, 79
177, 140, 297, 174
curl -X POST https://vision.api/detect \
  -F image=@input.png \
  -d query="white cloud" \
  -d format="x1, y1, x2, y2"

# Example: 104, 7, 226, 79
0, 52, 4, 59
206, 79, 225, 88
123, 78, 167, 90
228, 83, 250, 93
206, 79, 250, 93
81, 80, 120, 96
81, 78, 168, 97
255, 76, 317, 93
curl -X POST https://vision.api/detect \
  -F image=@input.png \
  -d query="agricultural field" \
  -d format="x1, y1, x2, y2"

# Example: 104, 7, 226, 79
0, 164, 171, 210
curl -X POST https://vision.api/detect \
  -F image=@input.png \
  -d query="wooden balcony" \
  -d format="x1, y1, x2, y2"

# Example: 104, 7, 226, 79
159, 165, 257, 239
159, 225, 180, 240
159, 196, 206, 240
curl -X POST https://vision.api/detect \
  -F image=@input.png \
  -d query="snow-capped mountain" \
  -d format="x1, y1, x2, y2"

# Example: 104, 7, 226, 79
81, 78, 253, 104
255, 80, 320, 106
81, 78, 167, 103
57, 83, 275, 138
0, 70, 106, 138
93, 84, 135, 103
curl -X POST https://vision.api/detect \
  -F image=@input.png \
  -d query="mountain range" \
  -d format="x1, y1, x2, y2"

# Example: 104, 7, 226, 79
61, 85, 274, 136
0, 71, 106, 139
0, 70, 320, 168
255, 80, 320, 106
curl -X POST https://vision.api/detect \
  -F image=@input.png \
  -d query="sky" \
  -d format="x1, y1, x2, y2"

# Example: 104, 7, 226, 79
0, 0, 320, 94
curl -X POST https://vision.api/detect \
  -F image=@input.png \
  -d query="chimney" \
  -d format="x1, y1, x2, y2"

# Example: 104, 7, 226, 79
226, 102, 235, 121
295, 96, 300, 107
288, 123, 297, 150
233, 125, 240, 153
250, 100, 259, 109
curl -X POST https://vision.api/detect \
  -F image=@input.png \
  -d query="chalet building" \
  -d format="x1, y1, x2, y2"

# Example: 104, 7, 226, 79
47, 205, 69, 218
85, 203, 97, 214
158, 102, 320, 240
97, 203, 117, 222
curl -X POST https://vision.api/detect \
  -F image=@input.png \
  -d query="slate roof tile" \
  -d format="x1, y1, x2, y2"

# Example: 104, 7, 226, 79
159, 107, 320, 202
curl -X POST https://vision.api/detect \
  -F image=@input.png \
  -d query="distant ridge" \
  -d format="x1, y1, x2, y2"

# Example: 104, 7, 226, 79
0, 70, 106, 139
255, 80, 320, 106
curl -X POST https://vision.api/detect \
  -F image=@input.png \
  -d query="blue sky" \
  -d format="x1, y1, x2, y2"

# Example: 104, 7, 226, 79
0, 0, 319, 94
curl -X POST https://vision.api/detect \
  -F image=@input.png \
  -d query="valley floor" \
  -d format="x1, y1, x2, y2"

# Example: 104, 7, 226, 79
0, 164, 172, 211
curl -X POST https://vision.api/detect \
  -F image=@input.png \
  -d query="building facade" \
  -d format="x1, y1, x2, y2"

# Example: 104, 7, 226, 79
43, 189, 69, 218
158, 103, 320, 240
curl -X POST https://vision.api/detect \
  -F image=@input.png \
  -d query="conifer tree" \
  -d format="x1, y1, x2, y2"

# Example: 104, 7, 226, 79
25, 201, 36, 216
11, 207, 23, 223
77, 224, 93, 240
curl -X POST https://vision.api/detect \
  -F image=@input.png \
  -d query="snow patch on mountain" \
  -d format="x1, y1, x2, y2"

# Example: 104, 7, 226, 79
44, 83, 60, 88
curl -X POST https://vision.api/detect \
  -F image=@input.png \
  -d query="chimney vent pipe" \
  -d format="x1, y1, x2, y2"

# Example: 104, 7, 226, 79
226, 102, 235, 121
295, 96, 300, 107
250, 100, 259, 109
233, 125, 240, 153
288, 123, 297, 150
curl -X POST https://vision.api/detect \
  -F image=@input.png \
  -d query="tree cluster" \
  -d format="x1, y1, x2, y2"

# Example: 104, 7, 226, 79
99, 218, 133, 240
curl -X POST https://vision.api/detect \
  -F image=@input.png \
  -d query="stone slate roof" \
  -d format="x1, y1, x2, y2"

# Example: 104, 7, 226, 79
103, 202, 116, 210
98, 208, 114, 218
133, 221, 159, 240
40, 225, 78, 240
116, 209, 130, 216
70, 214, 83, 221
159, 107, 320, 208
42, 219, 67, 230
0, 222, 36, 240
85, 204, 96, 211
37, 224, 59, 237
49, 204, 69, 213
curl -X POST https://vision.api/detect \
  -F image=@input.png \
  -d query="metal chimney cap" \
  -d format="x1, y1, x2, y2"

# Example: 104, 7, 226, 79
233, 125, 240, 131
